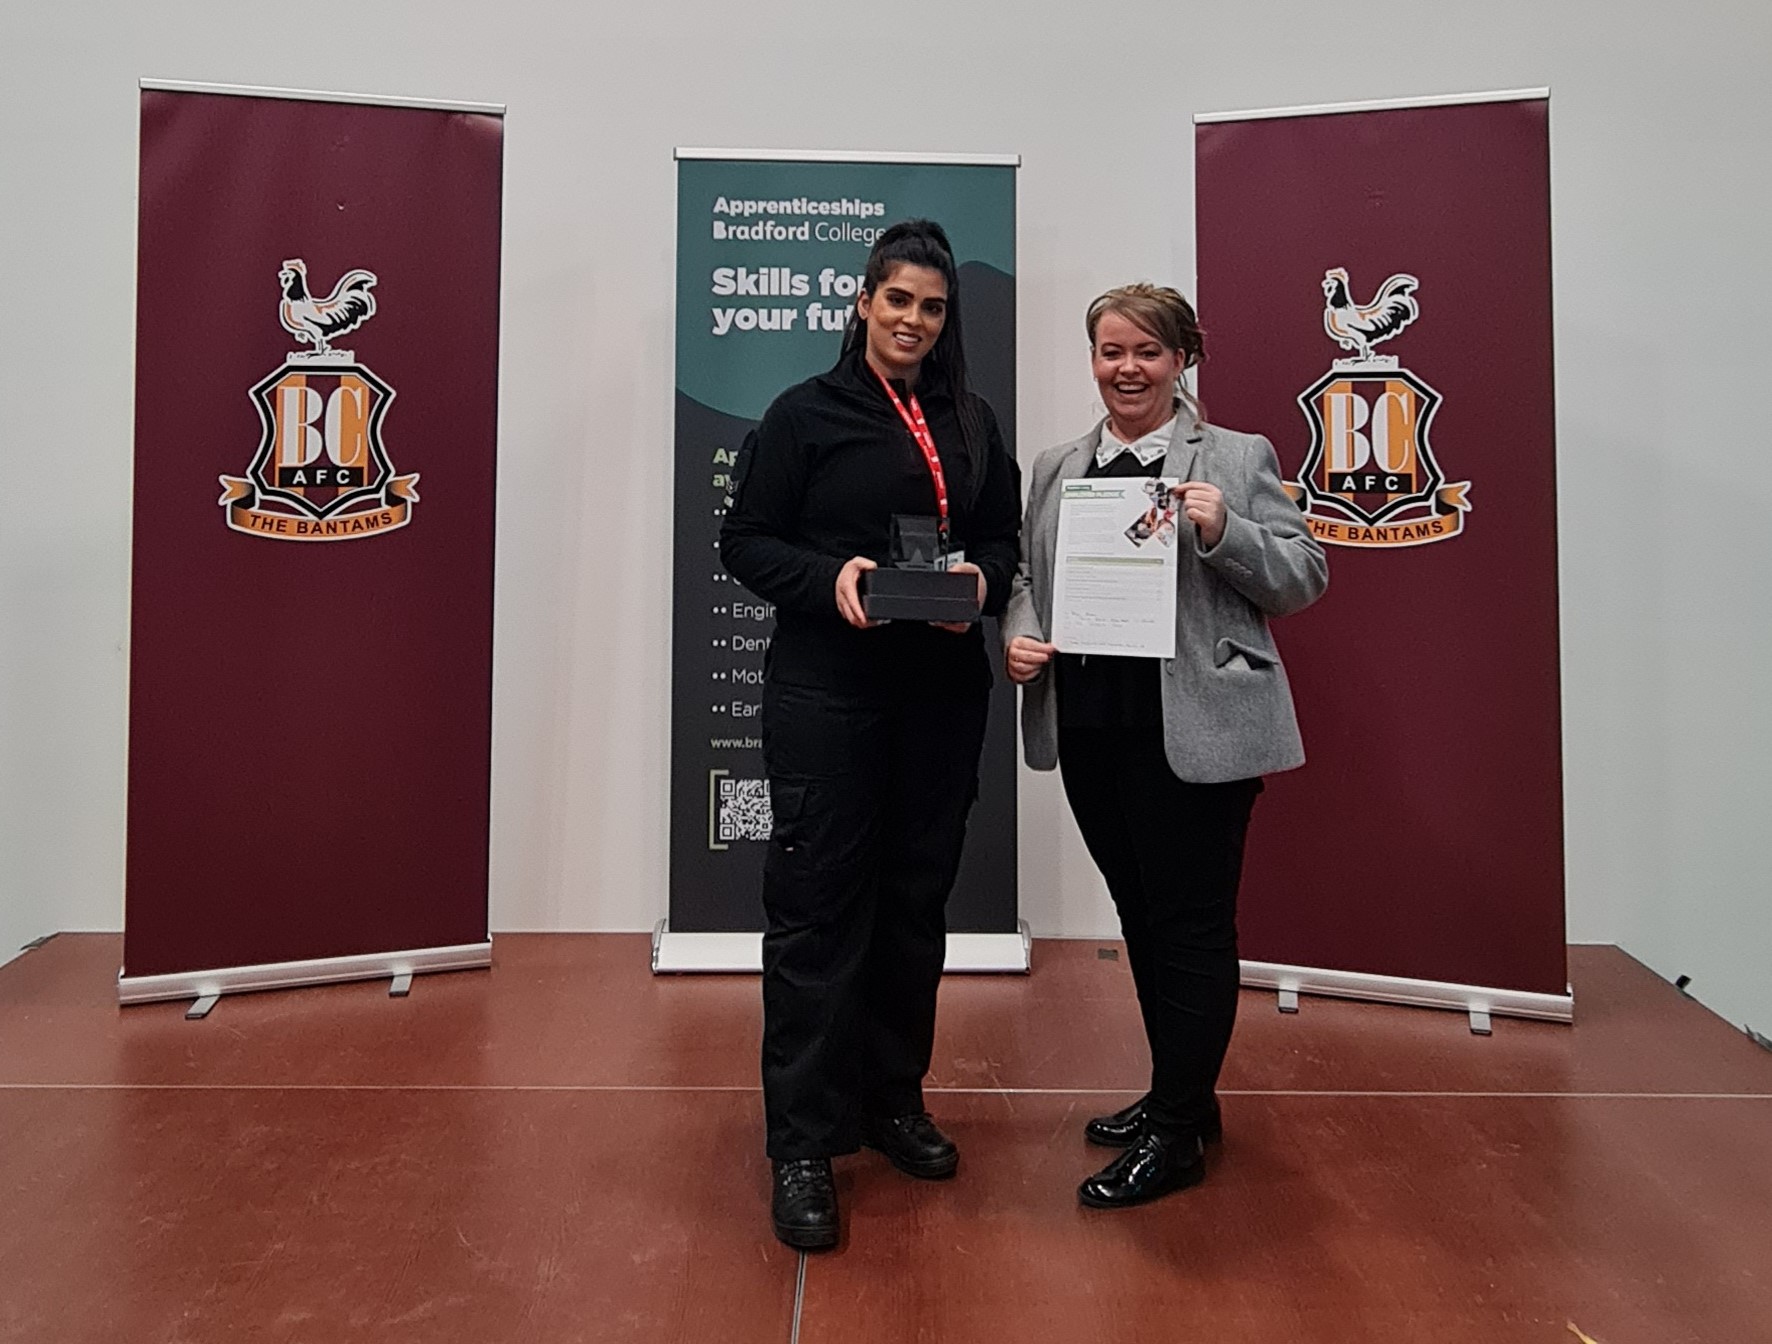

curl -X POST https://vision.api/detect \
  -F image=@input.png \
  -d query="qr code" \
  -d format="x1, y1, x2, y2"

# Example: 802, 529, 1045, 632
717, 777, 773, 843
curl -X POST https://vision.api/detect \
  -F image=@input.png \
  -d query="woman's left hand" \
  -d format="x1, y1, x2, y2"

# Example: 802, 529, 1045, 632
1176, 482, 1227, 548
930, 562, 986, 633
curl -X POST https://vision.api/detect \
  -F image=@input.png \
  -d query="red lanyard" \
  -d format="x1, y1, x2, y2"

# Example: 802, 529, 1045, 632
873, 369, 950, 546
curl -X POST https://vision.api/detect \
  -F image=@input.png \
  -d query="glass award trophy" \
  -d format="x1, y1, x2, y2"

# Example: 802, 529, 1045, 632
858, 514, 983, 622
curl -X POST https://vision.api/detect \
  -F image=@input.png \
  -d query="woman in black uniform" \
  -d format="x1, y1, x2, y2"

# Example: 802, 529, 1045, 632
720, 220, 1021, 1249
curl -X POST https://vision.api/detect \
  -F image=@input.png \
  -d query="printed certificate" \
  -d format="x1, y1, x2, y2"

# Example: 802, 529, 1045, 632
1049, 478, 1182, 658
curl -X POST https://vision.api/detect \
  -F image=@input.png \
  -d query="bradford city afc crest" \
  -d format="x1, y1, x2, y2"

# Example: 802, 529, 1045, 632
1286, 268, 1471, 548
217, 259, 419, 541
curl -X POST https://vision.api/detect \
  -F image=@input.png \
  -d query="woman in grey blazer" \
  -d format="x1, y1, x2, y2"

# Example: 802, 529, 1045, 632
1003, 283, 1327, 1208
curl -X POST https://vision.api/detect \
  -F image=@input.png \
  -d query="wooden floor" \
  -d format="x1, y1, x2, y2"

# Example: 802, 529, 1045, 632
1, 937, 1768, 1343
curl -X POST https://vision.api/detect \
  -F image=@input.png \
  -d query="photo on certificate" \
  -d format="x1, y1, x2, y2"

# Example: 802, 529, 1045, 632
1123, 478, 1187, 548
1050, 478, 1182, 659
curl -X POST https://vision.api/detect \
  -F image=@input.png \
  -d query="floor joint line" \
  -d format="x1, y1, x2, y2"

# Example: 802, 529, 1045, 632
790, 1251, 807, 1344
0, 1082, 1768, 1100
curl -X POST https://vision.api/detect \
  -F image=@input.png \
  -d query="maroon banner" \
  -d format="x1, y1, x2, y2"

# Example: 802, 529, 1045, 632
1195, 96, 1564, 996
124, 88, 503, 983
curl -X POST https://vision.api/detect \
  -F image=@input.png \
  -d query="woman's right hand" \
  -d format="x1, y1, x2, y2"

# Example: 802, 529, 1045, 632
835, 556, 881, 629
1006, 635, 1057, 684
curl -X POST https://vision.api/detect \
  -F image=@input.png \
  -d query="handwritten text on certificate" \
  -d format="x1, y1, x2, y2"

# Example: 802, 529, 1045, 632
1049, 478, 1183, 658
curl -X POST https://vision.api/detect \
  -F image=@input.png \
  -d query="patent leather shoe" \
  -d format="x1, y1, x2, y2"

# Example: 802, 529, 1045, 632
1084, 1096, 1223, 1148
861, 1112, 959, 1180
771, 1158, 839, 1249
1077, 1132, 1205, 1209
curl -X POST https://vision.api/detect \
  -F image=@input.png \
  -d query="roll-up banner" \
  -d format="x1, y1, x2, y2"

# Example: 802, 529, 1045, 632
1195, 91, 1569, 1022
121, 82, 505, 1005
660, 150, 1024, 973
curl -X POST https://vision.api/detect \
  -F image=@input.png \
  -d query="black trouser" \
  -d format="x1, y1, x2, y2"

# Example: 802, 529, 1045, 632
1058, 724, 1261, 1140
759, 673, 989, 1161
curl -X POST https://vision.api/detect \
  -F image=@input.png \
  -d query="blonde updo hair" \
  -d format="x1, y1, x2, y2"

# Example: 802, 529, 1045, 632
1085, 282, 1207, 423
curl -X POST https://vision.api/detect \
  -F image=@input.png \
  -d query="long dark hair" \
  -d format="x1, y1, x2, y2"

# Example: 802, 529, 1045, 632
840, 218, 988, 479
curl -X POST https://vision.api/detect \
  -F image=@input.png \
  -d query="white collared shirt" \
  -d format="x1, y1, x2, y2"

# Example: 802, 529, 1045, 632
1095, 415, 1177, 471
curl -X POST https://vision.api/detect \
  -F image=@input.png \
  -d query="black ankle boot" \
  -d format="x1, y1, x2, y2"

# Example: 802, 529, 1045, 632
1084, 1096, 1223, 1148
861, 1112, 959, 1180
771, 1158, 838, 1249
1077, 1132, 1206, 1209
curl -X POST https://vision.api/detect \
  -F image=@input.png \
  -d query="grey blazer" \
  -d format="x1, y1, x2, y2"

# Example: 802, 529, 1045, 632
1002, 414, 1329, 783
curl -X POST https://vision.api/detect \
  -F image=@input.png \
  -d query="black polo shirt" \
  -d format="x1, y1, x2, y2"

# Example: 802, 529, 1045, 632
720, 351, 1021, 690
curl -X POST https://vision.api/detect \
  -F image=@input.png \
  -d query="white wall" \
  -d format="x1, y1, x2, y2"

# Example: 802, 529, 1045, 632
3, 2, 1768, 1030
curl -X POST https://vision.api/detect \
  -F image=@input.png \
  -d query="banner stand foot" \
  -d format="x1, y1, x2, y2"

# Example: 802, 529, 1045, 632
185, 994, 219, 1020
1240, 959, 1573, 1024
389, 972, 413, 998
119, 941, 492, 1007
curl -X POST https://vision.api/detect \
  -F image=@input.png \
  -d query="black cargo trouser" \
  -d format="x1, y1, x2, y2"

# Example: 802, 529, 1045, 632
759, 673, 989, 1161
1058, 724, 1261, 1141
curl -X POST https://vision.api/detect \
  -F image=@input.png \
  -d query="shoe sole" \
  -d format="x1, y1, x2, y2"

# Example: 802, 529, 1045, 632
1076, 1163, 1205, 1209
860, 1140, 958, 1181
773, 1221, 840, 1250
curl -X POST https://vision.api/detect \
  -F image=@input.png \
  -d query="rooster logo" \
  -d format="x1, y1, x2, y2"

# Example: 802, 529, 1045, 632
1322, 268, 1418, 362
278, 259, 377, 356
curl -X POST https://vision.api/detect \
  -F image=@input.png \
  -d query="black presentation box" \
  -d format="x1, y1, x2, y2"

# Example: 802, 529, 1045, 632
859, 568, 981, 623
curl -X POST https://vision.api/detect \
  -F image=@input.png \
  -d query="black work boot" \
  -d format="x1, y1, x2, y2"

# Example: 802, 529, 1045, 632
861, 1112, 959, 1180
771, 1158, 839, 1249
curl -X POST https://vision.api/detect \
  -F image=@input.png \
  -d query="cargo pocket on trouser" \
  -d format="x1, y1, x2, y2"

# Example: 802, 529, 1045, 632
763, 780, 810, 869
760, 776, 876, 934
